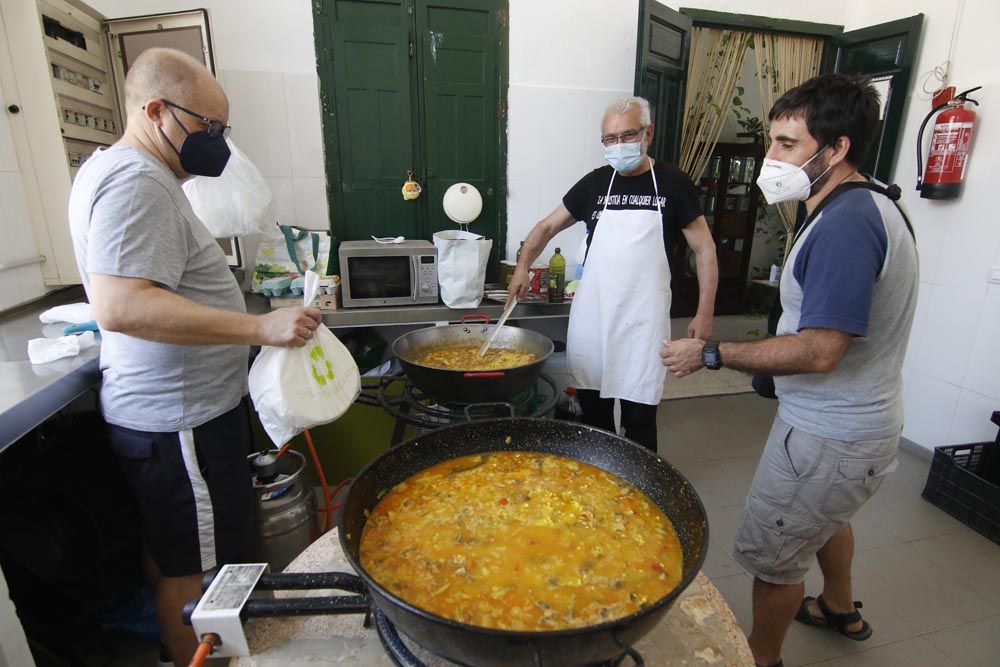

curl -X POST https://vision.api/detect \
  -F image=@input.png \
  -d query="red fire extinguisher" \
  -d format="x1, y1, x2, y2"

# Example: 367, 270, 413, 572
916, 85, 981, 200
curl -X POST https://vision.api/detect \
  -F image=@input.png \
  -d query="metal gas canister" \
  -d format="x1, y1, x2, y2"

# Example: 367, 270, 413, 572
246, 450, 318, 571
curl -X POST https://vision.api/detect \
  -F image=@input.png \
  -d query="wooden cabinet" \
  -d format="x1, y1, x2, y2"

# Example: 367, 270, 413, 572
670, 141, 763, 317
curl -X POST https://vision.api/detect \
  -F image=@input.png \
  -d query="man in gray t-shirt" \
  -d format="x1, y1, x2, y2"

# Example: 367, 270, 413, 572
68, 47, 321, 666
661, 75, 918, 667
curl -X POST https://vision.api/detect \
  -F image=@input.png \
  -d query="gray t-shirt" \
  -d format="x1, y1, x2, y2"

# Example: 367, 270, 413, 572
69, 146, 249, 432
774, 185, 918, 442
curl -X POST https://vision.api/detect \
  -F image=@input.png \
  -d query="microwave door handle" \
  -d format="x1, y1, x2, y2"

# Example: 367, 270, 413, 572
410, 256, 418, 302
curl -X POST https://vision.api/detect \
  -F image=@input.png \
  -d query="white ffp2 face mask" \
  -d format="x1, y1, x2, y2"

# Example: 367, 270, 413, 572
756, 147, 831, 205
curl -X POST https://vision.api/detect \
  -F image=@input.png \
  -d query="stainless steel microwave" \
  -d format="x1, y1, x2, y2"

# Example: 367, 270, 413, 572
339, 240, 439, 307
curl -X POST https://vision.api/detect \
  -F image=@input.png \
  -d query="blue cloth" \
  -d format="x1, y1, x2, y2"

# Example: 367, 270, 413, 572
62, 320, 100, 335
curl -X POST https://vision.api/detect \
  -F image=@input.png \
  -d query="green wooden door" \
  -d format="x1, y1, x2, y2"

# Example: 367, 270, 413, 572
419, 31, 497, 248
634, 1, 692, 165
315, 0, 507, 268
821, 15, 923, 183
315, 1, 419, 241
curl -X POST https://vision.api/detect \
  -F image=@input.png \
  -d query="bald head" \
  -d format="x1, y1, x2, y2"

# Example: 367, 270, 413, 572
124, 47, 225, 121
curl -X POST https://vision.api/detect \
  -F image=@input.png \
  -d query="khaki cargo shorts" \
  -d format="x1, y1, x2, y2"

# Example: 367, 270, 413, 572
733, 414, 899, 585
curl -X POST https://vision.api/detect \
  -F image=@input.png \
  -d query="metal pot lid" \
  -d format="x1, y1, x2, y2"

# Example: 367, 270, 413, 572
442, 182, 483, 224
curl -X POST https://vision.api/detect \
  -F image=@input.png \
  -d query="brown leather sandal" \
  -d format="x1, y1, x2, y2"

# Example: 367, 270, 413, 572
795, 595, 873, 641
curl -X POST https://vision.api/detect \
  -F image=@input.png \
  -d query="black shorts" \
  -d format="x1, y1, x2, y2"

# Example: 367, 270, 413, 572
108, 397, 255, 577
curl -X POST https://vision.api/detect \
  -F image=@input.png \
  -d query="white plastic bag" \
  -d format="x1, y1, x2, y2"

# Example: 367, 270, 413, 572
182, 138, 273, 237
433, 230, 493, 308
249, 271, 360, 446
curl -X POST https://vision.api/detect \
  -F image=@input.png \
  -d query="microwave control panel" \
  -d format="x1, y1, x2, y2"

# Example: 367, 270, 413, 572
417, 255, 438, 298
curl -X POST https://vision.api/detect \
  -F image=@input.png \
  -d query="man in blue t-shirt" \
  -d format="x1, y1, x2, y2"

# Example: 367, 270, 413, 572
661, 75, 918, 667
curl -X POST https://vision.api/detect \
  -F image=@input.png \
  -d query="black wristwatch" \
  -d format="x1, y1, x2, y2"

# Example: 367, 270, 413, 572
702, 340, 722, 370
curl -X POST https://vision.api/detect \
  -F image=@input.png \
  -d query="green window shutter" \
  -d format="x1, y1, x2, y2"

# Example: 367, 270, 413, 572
821, 15, 923, 183
634, 1, 692, 165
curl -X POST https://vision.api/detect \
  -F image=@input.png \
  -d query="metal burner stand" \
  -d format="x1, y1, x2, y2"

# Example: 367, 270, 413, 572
372, 606, 644, 667
356, 372, 559, 446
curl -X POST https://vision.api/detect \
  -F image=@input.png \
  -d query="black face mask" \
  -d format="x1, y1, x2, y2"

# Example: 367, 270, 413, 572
160, 103, 231, 177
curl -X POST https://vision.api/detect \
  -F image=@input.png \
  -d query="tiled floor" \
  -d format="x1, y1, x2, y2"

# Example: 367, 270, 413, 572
661, 392, 1000, 667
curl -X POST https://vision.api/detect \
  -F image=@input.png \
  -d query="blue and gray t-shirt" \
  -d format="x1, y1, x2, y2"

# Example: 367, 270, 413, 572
774, 185, 919, 441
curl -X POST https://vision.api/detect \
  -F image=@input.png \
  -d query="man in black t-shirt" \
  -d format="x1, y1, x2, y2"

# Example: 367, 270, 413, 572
508, 97, 717, 452
562, 151, 705, 264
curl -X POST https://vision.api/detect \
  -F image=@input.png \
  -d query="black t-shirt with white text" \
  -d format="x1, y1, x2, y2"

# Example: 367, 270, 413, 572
562, 163, 702, 258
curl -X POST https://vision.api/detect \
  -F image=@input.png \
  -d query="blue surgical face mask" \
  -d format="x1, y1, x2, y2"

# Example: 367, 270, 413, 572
604, 134, 646, 174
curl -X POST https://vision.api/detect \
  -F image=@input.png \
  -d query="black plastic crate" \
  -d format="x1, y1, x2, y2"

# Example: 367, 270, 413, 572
921, 411, 1000, 545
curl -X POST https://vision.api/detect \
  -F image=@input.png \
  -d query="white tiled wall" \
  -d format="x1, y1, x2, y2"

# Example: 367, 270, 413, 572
506, 0, 639, 270
220, 69, 330, 232
842, 0, 1000, 449
90, 0, 331, 233
0, 81, 45, 311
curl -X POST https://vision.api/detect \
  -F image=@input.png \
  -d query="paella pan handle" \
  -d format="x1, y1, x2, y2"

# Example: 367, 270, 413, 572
373, 608, 423, 666
463, 402, 515, 421
459, 313, 491, 324
463, 371, 505, 379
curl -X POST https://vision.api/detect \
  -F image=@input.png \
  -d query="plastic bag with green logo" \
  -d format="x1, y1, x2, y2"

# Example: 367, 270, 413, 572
249, 271, 361, 446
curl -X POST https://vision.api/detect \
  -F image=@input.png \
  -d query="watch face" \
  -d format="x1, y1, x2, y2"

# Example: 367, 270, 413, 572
703, 342, 721, 369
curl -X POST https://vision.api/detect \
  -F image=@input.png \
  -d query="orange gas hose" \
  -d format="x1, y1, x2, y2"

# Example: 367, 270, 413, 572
317, 476, 354, 525
188, 633, 220, 667
303, 429, 333, 532
274, 439, 294, 459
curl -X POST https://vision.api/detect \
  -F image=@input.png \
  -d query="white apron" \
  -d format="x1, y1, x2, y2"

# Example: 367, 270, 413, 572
567, 159, 671, 405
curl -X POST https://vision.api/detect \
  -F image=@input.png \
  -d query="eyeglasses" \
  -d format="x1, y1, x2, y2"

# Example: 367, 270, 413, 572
601, 127, 645, 147
164, 100, 231, 138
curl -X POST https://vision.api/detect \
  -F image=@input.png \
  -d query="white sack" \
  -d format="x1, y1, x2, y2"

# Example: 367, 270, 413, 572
249, 271, 361, 446
432, 230, 492, 309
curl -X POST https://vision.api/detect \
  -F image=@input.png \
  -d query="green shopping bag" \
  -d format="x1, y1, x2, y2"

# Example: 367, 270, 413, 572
252, 224, 338, 293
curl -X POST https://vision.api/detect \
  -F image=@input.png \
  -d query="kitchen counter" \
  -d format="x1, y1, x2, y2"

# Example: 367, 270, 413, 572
320, 299, 572, 328
248, 286, 573, 329
0, 288, 100, 452
231, 530, 754, 666
0, 291, 569, 451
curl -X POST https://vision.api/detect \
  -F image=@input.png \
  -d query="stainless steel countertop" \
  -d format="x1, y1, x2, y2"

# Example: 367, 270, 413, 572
248, 290, 573, 327
319, 299, 572, 327
0, 288, 100, 452
0, 291, 571, 451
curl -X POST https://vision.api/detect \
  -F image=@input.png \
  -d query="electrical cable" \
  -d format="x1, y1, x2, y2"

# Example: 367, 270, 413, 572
918, 0, 966, 98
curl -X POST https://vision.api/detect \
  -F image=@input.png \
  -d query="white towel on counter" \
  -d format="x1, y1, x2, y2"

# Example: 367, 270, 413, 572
38, 303, 94, 325
28, 331, 97, 365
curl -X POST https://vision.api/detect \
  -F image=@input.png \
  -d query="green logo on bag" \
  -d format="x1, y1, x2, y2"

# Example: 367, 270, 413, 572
309, 344, 335, 386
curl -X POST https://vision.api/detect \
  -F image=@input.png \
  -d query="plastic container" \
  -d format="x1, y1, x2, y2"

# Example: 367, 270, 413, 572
555, 386, 582, 422
921, 411, 1000, 545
